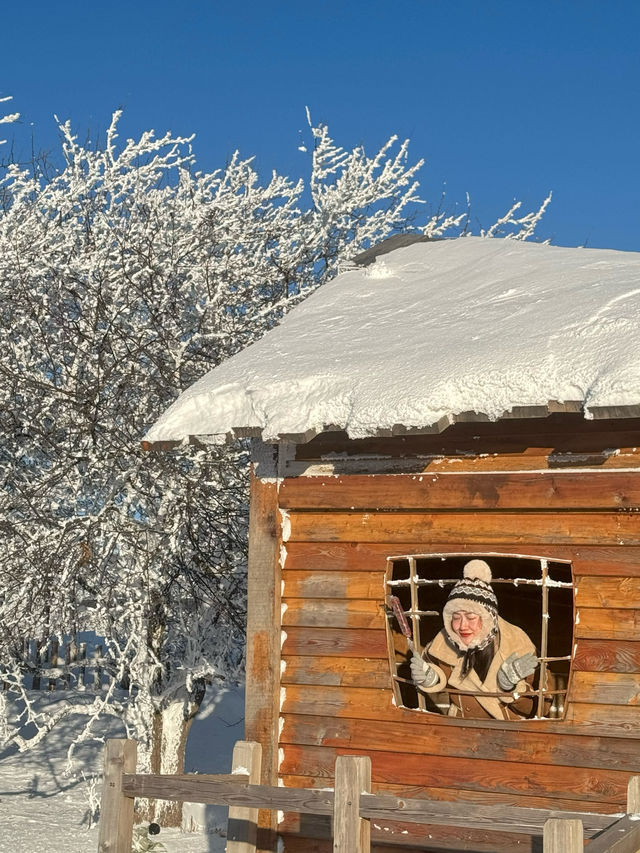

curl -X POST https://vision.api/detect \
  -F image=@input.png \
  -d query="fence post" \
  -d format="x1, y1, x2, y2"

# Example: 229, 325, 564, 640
628, 776, 640, 813
333, 755, 371, 853
226, 740, 262, 853
543, 818, 583, 853
97, 738, 137, 853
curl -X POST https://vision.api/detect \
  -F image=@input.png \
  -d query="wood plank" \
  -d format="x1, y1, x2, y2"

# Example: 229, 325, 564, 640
570, 671, 640, 706
282, 656, 391, 688
279, 743, 630, 804
97, 739, 137, 853
245, 449, 282, 840
227, 741, 261, 853
293, 417, 640, 460
279, 714, 640, 772
283, 542, 640, 575
282, 685, 640, 739
278, 796, 614, 840
543, 819, 582, 853
280, 775, 624, 818
287, 450, 640, 477
333, 755, 370, 853
283, 570, 385, 600
287, 511, 640, 546
583, 815, 640, 853
573, 640, 640, 673
282, 599, 385, 629
576, 577, 640, 609
282, 627, 389, 659
280, 472, 640, 511
576, 608, 640, 640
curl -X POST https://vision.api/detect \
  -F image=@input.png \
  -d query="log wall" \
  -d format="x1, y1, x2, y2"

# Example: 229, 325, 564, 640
257, 417, 640, 852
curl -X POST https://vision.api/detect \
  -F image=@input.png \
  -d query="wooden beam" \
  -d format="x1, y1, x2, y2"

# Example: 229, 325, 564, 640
543, 818, 583, 852
245, 442, 282, 848
97, 739, 137, 853
333, 756, 371, 853
279, 471, 640, 511
582, 815, 640, 853
227, 741, 262, 853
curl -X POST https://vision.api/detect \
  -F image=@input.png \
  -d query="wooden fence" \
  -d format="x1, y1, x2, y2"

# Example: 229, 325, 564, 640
97, 738, 640, 853
2, 637, 117, 692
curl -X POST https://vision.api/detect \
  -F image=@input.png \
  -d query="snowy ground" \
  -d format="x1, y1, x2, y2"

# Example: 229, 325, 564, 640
0, 687, 245, 853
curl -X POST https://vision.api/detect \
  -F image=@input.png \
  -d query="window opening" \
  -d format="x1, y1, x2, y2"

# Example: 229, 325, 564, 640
385, 553, 573, 720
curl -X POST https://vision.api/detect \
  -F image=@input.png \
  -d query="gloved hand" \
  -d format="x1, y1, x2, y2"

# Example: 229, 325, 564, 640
497, 652, 539, 692
410, 652, 439, 689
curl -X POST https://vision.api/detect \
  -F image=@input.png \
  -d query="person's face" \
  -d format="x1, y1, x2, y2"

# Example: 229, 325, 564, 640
451, 610, 483, 646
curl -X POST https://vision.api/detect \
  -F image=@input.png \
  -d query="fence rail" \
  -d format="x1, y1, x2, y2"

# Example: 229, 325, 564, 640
97, 738, 640, 853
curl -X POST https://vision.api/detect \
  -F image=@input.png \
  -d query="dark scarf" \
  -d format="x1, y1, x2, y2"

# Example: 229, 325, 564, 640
460, 636, 497, 682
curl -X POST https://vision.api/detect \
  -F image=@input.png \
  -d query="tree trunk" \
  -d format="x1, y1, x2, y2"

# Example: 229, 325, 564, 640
137, 696, 200, 827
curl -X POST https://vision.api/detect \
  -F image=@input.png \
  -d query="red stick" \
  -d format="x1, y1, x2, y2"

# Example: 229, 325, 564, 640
389, 595, 415, 651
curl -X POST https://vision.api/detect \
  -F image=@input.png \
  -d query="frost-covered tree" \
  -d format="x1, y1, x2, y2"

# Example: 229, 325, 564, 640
0, 104, 549, 825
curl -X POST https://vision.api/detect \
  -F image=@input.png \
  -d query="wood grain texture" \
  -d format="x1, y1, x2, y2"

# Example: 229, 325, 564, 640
97, 739, 137, 853
283, 542, 640, 576
333, 755, 371, 853
281, 656, 391, 688
576, 577, 640, 609
279, 743, 629, 804
281, 626, 389, 659
282, 598, 385, 629
287, 510, 640, 545
570, 671, 640, 705
280, 472, 640, 511
245, 459, 281, 839
573, 640, 640, 673
576, 608, 640, 640
543, 818, 582, 853
282, 685, 640, 739
279, 714, 640, 772
582, 815, 640, 853
280, 775, 624, 819
227, 741, 262, 853
283, 570, 385, 600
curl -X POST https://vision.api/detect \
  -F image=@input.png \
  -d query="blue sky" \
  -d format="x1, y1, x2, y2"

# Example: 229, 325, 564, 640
3, 1, 639, 250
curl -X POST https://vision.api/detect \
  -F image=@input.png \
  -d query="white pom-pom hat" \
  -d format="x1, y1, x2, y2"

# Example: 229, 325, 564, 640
442, 559, 499, 650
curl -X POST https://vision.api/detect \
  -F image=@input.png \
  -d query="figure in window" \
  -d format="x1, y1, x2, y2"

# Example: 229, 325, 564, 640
410, 560, 542, 720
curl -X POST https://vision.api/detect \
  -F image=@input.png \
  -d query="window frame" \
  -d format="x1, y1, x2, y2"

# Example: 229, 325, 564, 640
384, 551, 574, 721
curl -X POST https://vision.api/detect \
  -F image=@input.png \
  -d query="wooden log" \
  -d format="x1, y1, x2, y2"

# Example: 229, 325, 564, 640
577, 577, 640, 609
333, 755, 371, 853
582, 815, 640, 853
283, 542, 640, 576
245, 448, 282, 845
279, 743, 629, 805
282, 656, 391, 689
283, 570, 385, 600
280, 472, 640, 511
573, 640, 640, 673
569, 671, 640, 705
227, 741, 262, 853
282, 599, 385, 630
279, 714, 640, 772
576, 608, 640, 641
282, 627, 388, 659
543, 818, 582, 853
287, 511, 640, 546
97, 739, 137, 853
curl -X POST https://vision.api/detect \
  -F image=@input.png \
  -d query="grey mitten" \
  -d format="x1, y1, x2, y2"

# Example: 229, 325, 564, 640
410, 652, 439, 688
497, 651, 539, 691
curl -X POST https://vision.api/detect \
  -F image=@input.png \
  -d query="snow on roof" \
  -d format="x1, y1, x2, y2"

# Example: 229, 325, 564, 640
145, 237, 640, 445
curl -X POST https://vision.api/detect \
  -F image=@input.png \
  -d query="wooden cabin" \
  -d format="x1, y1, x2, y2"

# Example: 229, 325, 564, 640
145, 236, 640, 852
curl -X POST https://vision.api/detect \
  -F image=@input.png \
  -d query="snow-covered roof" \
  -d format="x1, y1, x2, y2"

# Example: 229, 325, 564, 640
145, 237, 640, 445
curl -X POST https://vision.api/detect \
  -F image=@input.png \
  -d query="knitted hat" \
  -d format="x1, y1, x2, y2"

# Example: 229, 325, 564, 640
442, 559, 499, 651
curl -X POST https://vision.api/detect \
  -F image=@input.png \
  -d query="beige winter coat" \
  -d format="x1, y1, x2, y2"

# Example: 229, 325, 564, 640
420, 617, 539, 720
